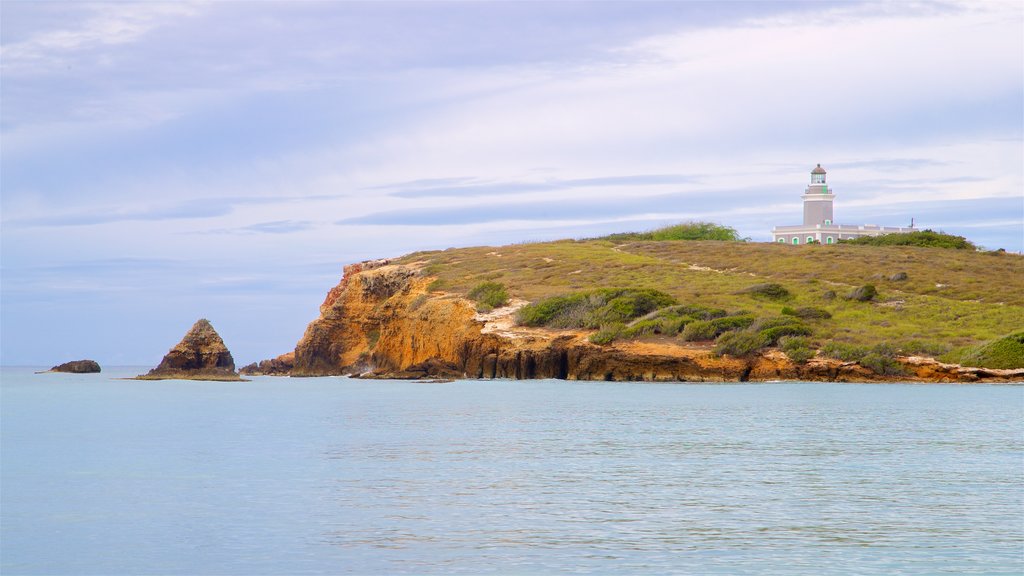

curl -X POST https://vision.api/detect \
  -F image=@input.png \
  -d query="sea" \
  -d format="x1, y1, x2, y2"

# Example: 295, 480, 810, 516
1, 366, 1021, 575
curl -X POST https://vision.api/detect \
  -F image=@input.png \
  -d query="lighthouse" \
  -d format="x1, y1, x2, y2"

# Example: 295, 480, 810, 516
802, 164, 834, 227
771, 164, 916, 244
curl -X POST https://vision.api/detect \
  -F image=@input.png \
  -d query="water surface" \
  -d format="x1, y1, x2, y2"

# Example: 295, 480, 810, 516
2, 367, 1021, 574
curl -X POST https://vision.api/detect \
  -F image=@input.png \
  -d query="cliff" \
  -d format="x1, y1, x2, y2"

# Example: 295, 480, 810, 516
138, 319, 243, 381
270, 260, 1022, 384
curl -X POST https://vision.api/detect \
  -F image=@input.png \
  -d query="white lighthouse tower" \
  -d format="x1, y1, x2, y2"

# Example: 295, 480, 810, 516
771, 164, 916, 245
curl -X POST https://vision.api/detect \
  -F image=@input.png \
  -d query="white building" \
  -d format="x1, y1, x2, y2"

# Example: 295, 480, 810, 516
772, 164, 915, 245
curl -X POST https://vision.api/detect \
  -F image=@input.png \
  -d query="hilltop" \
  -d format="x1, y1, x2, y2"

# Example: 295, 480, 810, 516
244, 227, 1023, 382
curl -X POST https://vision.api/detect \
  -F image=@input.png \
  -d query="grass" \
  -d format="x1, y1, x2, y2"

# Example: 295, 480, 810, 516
396, 236, 1024, 366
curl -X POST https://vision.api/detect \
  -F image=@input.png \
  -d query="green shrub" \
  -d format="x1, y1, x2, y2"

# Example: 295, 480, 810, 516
712, 315, 756, 332
846, 284, 877, 302
517, 288, 676, 328
599, 221, 742, 242
839, 229, 975, 250
752, 316, 803, 331
623, 319, 661, 338
652, 304, 728, 321
897, 340, 951, 357
759, 324, 813, 345
951, 331, 1024, 369
713, 330, 769, 357
659, 316, 689, 336
680, 315, 754, 341
782, 306, 832, 319
859, 352, 906, 376
822, 341, 870, 362
681, 320, 717, 341
822, 341, 906, 375
780, 336, 815, 363
468, 281, 509, 310
739, 283, 792, 300
589, 323, 625, 345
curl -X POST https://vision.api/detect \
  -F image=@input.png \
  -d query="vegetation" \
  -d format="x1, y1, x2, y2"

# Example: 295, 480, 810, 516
599, 221, 743, 242
846, 284, 877, 302
400, 230, 1024, 369
782, 306, 832, 319
714, 330, 769, 357
840, 230, 976, 250
946, 331, 1024, 369
821, 341, 905, 376
780, 336, 815, 363
468, 281, 509, 310
516, 288, 676, 329
739, 283, 792, 300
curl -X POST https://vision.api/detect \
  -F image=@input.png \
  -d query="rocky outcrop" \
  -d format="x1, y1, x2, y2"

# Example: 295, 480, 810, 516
264, 260, 1023, 384
137, 319, 242, 381
240, 352, 295, 376
45, 360, 101, 373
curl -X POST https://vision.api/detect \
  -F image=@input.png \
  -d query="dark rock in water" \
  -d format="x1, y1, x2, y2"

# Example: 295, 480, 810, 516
137, 319, 242, 381
48, 360, 101, 373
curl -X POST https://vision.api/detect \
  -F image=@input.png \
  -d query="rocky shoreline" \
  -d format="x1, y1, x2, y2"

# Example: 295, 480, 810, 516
240, 260, 1023, 384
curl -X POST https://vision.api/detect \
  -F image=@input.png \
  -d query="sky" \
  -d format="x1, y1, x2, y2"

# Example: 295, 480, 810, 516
2, 1, 1022, 366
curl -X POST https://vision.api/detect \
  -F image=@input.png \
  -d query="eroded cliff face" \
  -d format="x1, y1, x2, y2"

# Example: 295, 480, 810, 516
283, 261, 1023, 383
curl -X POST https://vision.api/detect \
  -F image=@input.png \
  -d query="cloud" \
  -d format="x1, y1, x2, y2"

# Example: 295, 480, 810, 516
6, 199, 235, 227
0, 2, 204, 73
382, 174, 698, 199
210, 220, 316, 235
337, 186, 774, 226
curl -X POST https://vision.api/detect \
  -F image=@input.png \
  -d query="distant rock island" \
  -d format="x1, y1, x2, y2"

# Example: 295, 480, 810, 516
137, 319, 243, 381
43, 360, 101, 374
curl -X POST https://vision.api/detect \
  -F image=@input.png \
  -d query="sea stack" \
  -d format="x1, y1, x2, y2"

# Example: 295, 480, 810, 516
46, 360, 102, 373
138, 319, 243, 381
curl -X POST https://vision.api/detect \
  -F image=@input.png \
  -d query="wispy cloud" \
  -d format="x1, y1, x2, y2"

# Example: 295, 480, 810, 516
382, 174, 698, 199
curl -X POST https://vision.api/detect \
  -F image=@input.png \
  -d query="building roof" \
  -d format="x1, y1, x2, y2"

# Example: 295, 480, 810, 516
811, 163, 826, 174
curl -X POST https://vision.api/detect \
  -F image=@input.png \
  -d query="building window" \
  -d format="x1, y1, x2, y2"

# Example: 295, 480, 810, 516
826, 237, 834, 244
777, 238, 785, 243
824, 219, 831, 225
792, 237, 799, 245
807, 236, 814, 244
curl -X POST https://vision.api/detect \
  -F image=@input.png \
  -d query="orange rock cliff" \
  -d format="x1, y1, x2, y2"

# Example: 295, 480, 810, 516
240, 260, 1022, 383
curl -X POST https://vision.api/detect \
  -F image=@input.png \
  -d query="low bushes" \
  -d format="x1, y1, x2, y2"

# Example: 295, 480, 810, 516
599, 221, 743, 242
468, 281, 509, 310
780, 336, 815, 363
846, 284, 877, 302
681, 315, 755, 341
948, 331, 1024, 369
822, 341, 905, 376
782, 306, 832, 319
840, 229, 975, 250
517, 288, 677, 329
739, 283, 792, 300
713, 331, 769, 357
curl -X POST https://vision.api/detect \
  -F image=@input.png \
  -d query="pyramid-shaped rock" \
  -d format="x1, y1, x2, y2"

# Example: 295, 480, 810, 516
139, 319, 241, 380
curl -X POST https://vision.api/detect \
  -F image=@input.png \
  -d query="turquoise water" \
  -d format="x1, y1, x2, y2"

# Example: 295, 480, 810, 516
2, 367, 1021, 575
